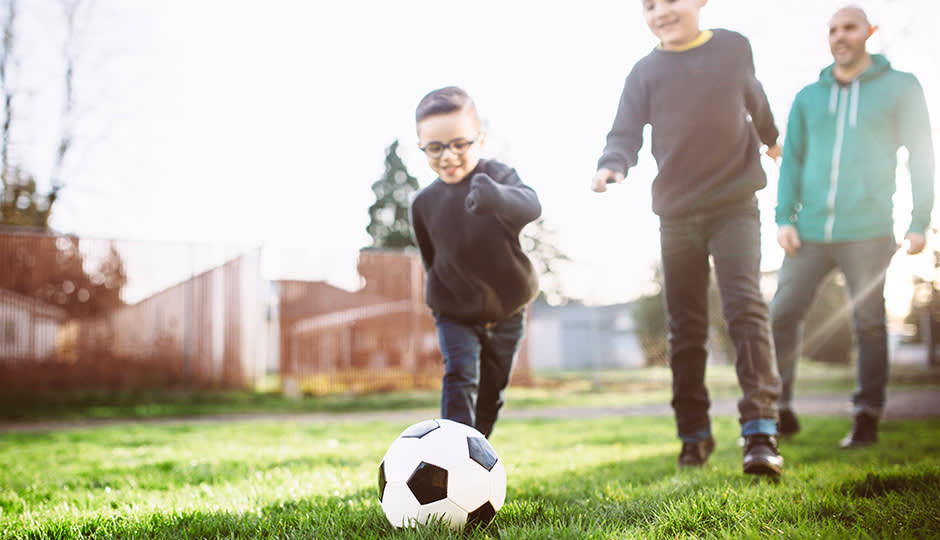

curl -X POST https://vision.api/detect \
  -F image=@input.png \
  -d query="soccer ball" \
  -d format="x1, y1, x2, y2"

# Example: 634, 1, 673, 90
377, 418, 506, 529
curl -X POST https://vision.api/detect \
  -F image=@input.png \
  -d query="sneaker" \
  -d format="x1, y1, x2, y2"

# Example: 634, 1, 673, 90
678, 436, 715, 468
778, 408, 800, 437
840, 413, 878, 449
742, 434, 784, 476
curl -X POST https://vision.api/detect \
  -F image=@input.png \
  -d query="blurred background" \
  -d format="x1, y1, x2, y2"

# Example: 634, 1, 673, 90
1, 0, 938, 396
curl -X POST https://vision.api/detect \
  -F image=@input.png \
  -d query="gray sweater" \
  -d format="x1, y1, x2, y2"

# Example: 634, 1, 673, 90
410, 159, 541, 323
598, 29, 779, 217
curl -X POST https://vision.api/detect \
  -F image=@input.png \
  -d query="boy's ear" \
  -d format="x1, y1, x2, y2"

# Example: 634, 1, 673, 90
478, 131, 487, 148
867, 24, 878, 38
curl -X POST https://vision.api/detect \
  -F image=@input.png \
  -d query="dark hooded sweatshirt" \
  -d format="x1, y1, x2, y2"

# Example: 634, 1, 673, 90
409, 158, 541, 323
597, 29, 779, 217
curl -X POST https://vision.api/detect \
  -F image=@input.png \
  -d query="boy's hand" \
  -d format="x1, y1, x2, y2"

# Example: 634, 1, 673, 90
902, 232, 927, 255
592, 168, 624, 192
765, 144, 782, 161
777, 225, 801, 255
465, 173, 499, 215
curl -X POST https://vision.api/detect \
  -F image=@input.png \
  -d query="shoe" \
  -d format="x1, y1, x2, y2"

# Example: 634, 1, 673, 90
840, 413, 878, 449
678, 436, 715, 468
778, 408, 800, 437
742, 434, 784, 476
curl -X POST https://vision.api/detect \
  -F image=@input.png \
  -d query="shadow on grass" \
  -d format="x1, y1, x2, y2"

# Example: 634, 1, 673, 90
14, 489, 456, 540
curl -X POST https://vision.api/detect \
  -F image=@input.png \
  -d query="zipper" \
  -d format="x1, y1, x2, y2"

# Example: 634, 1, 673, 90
825, 86, 850, 241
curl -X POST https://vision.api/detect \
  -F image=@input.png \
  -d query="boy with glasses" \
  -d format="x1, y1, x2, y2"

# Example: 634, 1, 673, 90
409, 86, 542, 438
591, 0, 784, 476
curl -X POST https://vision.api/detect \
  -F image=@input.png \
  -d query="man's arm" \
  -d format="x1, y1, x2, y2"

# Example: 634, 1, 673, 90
775, 96, 807, 230
898, 74, 935, 239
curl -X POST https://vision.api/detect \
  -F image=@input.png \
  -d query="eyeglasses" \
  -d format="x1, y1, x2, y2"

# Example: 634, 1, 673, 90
418, 135, 479, 159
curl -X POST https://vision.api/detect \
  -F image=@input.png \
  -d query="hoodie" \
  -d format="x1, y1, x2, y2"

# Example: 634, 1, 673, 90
410, 159, 541, 323
775, 54, 935, 242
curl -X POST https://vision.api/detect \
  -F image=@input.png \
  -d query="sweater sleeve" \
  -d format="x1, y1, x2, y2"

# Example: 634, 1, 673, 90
898, 74, 935, 235
409, 198, 434, 270
597, 68, 648, 175
742, 38, 779, 147
465, 169, 541, 230
775, 94, 806, 226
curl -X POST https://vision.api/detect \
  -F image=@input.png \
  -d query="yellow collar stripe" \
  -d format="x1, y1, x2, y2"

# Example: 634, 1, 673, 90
658, 30, 714, 51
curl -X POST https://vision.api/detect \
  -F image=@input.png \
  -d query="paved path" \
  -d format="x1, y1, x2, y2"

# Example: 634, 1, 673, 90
2, 388, 937, 434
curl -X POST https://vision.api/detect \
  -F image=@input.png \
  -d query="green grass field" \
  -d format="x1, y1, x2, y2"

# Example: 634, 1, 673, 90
4, 361, 937, 424
2, 361, 939, 538
3, 409, 939, 538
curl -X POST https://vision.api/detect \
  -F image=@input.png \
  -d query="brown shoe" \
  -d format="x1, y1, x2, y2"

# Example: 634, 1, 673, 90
778, 408, 800, 437
743, 434, 784, 476
678, 436, 715, 468
840, 413, 878, 449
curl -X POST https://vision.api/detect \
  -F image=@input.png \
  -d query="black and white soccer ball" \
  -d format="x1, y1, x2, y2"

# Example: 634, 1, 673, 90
377, 418, 507, 529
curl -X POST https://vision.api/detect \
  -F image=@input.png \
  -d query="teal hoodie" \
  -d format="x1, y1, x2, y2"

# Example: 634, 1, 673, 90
775, 54, 934, 242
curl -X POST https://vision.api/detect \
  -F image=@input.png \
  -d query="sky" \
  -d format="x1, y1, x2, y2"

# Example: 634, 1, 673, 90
14, 0, 940, 313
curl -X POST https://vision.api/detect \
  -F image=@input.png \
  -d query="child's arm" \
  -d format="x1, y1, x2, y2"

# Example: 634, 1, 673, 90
594, 70, 647, 192
465, 170, 541, 230
741, 39, 779, 149
409, 202, 434, 270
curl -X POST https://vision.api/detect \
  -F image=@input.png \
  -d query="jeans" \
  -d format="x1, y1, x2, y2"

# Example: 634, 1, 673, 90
660, 196, 781, 441
770, 236, 896, 417
434, 310, 525, 438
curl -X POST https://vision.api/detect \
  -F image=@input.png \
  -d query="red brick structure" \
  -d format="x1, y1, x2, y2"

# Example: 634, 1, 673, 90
278, 249, 531, 395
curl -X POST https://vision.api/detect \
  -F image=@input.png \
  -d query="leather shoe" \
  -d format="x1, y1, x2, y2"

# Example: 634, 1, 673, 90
778, 408, 800, 437
840, 413, 878, 449
678, 436, 715, 468
743, 434, 783, 476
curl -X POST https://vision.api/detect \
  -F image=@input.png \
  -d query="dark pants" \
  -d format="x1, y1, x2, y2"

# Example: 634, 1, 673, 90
660, 196, 781, 441
770, 237, 896, 417
434, 311, 525, 438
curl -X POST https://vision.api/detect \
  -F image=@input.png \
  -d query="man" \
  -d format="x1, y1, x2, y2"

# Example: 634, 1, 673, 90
772, 5, 934, 448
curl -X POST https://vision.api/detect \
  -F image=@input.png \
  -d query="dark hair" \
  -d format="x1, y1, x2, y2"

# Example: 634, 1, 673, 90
415, 86, 478, 123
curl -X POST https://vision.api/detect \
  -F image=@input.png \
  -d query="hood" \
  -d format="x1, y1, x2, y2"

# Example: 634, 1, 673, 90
818, 54, 891, 127
818, 53, 892, 86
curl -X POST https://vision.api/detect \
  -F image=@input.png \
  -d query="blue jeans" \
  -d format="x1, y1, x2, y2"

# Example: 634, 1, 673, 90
770, 236, 896, 417
660, 196, 781, 441
434, 310, 525, 438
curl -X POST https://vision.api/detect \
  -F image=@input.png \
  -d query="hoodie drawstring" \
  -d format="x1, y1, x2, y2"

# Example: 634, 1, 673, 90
849, 79, 860, 127
829, 85, 838, 115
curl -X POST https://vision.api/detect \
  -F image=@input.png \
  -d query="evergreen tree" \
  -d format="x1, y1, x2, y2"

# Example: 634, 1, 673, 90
366, 140, 419, 249
1, 168, 57, 227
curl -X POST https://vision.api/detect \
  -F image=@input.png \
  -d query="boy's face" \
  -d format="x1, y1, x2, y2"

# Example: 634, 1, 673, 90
416, 107, 485, 185
641, 0, 707, 51
828, 8, 871, 69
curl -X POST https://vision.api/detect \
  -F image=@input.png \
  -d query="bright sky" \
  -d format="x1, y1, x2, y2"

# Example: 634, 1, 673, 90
18, 0, 940, 313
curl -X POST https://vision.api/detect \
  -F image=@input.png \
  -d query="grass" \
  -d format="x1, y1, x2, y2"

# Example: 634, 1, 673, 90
2, 413, 939, 539
4, 360, 939, 424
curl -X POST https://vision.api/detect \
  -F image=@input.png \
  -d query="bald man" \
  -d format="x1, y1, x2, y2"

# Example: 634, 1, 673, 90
771, 5, 934, 448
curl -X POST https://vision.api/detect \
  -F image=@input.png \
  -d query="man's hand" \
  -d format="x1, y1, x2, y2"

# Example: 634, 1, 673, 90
777, 225, 801, 255
903, 232, 927, 255
591, 168, 624, 193
765, 144, 782, 161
